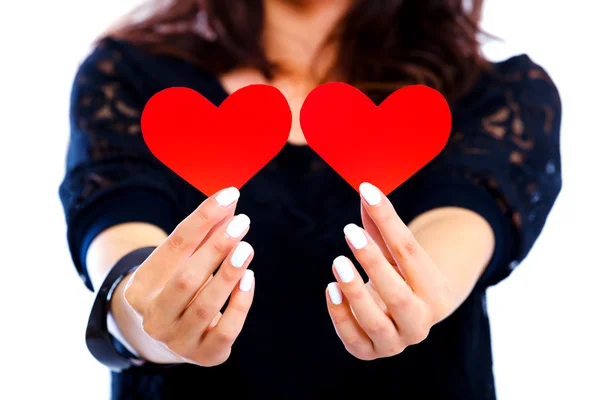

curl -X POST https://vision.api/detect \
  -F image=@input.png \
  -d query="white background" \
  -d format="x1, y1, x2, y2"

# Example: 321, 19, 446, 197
0, 1, 597, 399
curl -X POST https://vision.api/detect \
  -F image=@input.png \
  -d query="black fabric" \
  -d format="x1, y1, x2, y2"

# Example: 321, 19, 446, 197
59, 38, 562, 399
86, 246, 159, 371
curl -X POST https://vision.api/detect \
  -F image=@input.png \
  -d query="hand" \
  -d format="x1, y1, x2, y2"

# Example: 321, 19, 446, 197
325, 182, 454, 361
118, 187, 256, 367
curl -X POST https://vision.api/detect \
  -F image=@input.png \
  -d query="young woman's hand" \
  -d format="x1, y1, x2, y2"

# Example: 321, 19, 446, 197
113, 187, 256, 367
325, 183, 455, 361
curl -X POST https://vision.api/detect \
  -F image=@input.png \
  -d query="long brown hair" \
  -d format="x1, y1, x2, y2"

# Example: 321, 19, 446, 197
104, 0, 492, 103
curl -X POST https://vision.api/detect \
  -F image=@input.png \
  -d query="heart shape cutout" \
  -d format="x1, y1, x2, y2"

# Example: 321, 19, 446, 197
300, 83, 452, 195
141, 85, 291, 196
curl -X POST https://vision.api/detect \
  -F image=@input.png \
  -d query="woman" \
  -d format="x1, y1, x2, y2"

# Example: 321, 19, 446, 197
59, 0, 562, 398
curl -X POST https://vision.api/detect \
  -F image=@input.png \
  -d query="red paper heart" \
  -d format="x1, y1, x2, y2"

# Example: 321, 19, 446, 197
300, 83, 452, 195
141, 85, 291, 196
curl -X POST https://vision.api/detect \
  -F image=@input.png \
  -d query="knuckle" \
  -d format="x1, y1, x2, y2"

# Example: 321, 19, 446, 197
213, 329, 237, 346
191, 302, 214, 321
195, 347, 232, 367
377, 339, 406, 357
392, 235, 419, 258
219, 265, 240, 283
196, 206, 217, 227
407, 324, 430, 345
172, 269, 196, 294
386, 288, 413, 310
417, 325, 431, 343
343, 335, 365, 352
215, 349, 233, 367
166, 231, 187, 252
393, 343, 408, 355
363, 320, 389, 337
210, 238, 230, 257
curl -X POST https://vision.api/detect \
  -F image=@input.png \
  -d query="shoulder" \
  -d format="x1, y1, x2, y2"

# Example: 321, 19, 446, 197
492, 54, 561, 107
73, 37, 223, 102
416, 53, 563, 273
449, 54, 562, 167
75, 37, 154, 85
455, 54, 561, 123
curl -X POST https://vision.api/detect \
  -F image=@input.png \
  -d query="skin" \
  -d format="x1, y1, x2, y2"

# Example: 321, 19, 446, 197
326, 184, 493, 359
88, 0, 495, 365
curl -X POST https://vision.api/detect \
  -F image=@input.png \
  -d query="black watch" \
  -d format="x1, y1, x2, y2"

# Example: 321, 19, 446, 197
85, 246, 176, 372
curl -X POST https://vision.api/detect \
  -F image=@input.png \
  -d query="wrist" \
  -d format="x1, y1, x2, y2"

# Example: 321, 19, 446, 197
107, 272, 140, 357
86, 246, 183, 370
109, 272, 183, 365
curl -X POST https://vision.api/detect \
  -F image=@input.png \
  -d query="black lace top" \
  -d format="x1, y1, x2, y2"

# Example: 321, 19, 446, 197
59, 38, 562, 400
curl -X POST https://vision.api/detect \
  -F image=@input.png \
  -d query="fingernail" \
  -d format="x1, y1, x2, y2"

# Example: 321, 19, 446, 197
239, 269, 254, 292
343, 224, 367, 250
333, 256, 355, 283
327, 282, 343, 305
226, 214, 250, 238
359, 182, 381, 206
216, 187, 240, 207
231, 241, 252, 268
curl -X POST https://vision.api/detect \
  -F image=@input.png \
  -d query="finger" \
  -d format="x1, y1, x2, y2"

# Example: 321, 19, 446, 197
365, 280, 386, 310
176, 241, 254, 341
154, 214, 251, 323
197, 269, 255, 366
195, 213, 234, 253
326, 282, 375, 360
343, 223, 424, 338
361, 203, 395, 266
136, 187, 240, 288
358, 182, 442, 298
331, 256, 400, 352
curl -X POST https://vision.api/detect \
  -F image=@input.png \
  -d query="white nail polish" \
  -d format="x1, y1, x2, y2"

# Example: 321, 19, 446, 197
327, 282, 343, 305
231, 242, 252, 268
343, 224, 367, 250
239, 269, 254, 292
216, 187, 240, 207
333, 256, 355, 283
359, 182, 381, 206
226, 214, 250, 238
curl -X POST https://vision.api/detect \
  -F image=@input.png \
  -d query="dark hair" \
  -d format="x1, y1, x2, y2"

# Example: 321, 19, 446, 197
104, 0, 492, 103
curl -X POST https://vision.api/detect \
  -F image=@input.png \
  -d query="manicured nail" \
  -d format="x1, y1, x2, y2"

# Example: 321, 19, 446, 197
343, 224, 367, 250
231, 241, 253, 268
333, 256, 355, 283
226, 214, 250, 238
239, 269, 254, 292
359, 182, 381, 206
216, 187, 240, 207
327, 282, 343, 305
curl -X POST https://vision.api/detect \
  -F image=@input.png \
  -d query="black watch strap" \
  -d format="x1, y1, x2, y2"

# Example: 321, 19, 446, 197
85, 246, 162, 371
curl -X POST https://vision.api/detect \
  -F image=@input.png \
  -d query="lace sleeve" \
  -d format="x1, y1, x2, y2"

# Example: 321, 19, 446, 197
402, 55, 562, 287
59, 40, 185, 291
